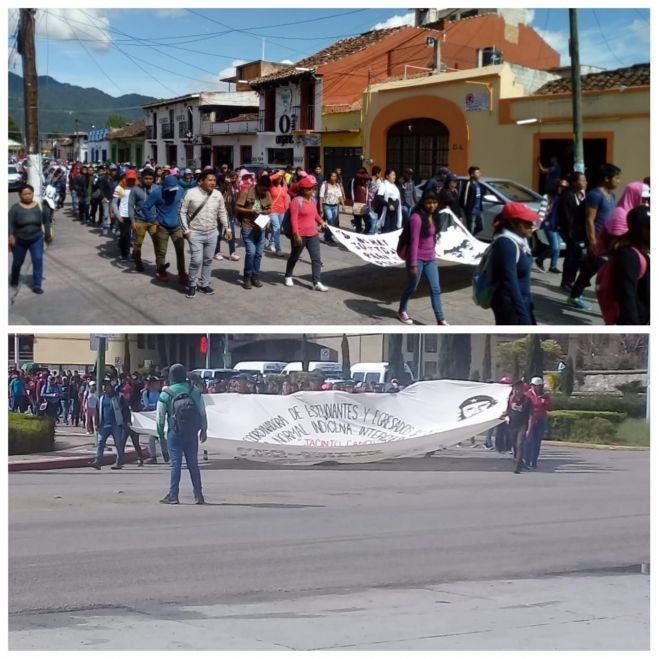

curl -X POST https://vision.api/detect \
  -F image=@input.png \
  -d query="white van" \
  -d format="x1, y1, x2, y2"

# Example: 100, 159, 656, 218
282, 361, 343, 378
190, 368, 238, 383
350, 362, 415, 385
233, 361, 288, 376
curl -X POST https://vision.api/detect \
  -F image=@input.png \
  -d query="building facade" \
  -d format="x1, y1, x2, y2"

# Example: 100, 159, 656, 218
108, 119, 145, 166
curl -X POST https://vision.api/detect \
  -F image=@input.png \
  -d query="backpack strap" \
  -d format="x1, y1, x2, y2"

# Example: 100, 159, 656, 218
630, 247, 648, 279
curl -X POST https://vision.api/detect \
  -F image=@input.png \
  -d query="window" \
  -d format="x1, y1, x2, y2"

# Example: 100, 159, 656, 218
424, 361, 438, 378
137, 334, 145, 349
264, 89, 276, 131
147, 335, 156, 350
240, 145, 252, 164
425, 335, 438, 352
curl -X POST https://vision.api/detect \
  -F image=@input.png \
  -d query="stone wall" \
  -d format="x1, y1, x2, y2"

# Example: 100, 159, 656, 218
577, 370, 647, 394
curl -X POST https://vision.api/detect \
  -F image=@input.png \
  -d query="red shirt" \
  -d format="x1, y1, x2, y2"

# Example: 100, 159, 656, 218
269, 184, 290, 214
290, 196, 322, 237
529, 389, 552, 420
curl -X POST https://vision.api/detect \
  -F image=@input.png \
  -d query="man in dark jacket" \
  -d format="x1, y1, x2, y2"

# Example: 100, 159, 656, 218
74, 165, 92, 225
459, 165, 484, 236
91, 381, 130, 470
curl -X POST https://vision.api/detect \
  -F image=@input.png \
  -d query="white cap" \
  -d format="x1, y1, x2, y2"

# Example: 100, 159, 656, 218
530, 376, 543, 386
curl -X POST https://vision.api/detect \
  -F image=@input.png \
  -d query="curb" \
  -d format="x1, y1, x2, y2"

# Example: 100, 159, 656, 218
8, 448, 142, 472
543, 440, 649, 451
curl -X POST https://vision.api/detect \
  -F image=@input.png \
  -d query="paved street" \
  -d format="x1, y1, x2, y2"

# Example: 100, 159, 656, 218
9, 445, 649, 650
9, 198, 603, 326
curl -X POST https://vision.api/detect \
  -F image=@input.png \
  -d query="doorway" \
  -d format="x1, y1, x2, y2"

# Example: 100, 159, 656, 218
387, 118, 449, 181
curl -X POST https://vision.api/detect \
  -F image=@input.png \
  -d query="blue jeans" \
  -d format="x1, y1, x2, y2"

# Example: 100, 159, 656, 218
399, 259, 445, 322
167, 430, 203, 499
547, 229, 561, 269
269, 213, 284, 252
367, 209, 379, 234
323, 204, 339, 241
96, 424, 126, 465
242, 227, 265, 279
467, 212, 483, 235
60, 399, 71, 423
525, 417, 548, 467
11, 235, 44, 289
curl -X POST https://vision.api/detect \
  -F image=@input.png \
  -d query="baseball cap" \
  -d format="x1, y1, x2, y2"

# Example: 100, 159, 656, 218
124, 169, 138, 180
162, 175, 180, 192
530, 376, 544, 386
499, 202, 539, 223
297, 175, 318, 189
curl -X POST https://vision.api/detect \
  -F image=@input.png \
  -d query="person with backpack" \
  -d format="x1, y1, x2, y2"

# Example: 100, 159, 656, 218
479, 202, 540, 325
157, 364, 207, 505
596, 205, 650, 324
396, 191, 448, 325
524, 376, 551, 469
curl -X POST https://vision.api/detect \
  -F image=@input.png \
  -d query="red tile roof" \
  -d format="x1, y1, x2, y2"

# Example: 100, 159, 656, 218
249, 26, 409, 85
108, 119, 146, 140
225, 113, 258, 123
534, 63, 650, 95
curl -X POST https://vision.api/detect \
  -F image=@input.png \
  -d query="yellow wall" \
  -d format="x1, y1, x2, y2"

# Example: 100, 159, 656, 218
33, 334, 159, 370
364, 65, 650, 189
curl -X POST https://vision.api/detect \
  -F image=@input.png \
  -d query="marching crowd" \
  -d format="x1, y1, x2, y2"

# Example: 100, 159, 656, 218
8, 158, 650, 325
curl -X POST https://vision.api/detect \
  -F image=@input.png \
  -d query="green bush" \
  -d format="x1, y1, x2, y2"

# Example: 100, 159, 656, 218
548, 410, 626, 441
551, 394, 646, 418
570, 417, 618, 443
8, 412, 56, 455
614, 419, 650, 447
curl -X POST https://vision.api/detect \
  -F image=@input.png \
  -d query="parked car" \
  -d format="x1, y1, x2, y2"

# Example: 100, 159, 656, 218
350, 362, 415, 386
282, 361, 343, 379
416, 176, 546, 241
8, 164, 24, 191
190, 368, 238, 384
233, 361, 288, 376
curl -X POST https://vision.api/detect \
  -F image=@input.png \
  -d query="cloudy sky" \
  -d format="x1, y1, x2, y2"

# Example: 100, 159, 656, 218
7, 7, 651, 99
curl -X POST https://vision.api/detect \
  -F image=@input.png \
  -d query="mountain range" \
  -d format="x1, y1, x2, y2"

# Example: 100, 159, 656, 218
8, 72, 158, 138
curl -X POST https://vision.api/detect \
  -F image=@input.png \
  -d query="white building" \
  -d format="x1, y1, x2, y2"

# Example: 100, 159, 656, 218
85, 128, 111, 164
143, 91, 258, 169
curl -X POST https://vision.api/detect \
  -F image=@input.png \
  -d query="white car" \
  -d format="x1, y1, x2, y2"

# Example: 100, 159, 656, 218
8, 164, 23, 191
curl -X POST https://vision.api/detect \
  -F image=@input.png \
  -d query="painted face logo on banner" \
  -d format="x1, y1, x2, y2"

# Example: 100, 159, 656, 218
458, 395, 497, 421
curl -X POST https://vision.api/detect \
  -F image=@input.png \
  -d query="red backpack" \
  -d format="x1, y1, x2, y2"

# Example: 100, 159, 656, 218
595, 247, 647, 324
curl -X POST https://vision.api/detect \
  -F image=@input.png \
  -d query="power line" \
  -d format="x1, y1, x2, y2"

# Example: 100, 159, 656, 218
590, 8, 627, 68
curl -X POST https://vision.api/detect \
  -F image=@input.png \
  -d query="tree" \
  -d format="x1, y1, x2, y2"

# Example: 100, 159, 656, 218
525, 334, 544, 381
341, 334, 351, 379
560, 357, 575, 395
482, 335, 492, 381
123, 334, 131, 374
439, 336, 471, 380
9, 115, 23, 143
496, 336, 562, 381
386, 334, 405, 382
106, 114, 129, 129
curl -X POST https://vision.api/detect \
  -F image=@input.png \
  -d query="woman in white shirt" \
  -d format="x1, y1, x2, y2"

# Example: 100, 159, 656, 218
319, 170, 345, 244
376, 169, 402, 233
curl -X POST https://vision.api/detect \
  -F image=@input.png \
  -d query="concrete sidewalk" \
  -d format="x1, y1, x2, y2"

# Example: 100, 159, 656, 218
8, 426, 146, 472
8, 426, 646, 472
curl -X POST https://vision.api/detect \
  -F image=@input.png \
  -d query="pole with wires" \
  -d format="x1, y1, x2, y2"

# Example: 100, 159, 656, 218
569, 9, 585, 174
19, 8, 42, 201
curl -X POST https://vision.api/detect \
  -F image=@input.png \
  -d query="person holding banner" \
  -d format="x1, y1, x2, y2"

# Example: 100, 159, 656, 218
397, 191, 448, 325
376, 169, 403, 233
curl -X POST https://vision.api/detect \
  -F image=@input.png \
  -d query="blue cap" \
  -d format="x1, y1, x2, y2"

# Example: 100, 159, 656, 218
162, 175, 179, 192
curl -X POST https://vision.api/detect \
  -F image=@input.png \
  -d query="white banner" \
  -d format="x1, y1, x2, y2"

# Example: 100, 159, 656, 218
131, 380, 510, 465
328, 210, 488, 268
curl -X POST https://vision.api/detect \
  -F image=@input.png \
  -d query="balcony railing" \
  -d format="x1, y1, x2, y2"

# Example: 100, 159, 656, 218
209, 119, 259, 135
178, 122, 190, 139
146, 126, 156, 140
258, 108, 276, 132
290, 104, 315, 131
161, 124, 174, 140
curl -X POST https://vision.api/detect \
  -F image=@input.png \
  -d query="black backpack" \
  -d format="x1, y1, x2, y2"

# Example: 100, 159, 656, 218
164, 384, 202, 435
281, 196, 304, 239
396, 221, 411, 259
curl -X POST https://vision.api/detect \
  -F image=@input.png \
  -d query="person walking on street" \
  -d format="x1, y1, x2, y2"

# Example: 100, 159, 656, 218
179, 170, 230, 299
157, 364, 207, 505
557, 172, 587, 292
524, 376, 551, 469
9, 184, 53, 294
267, 170, 289, 256
128, 168, 158, 272
84, 381, 98, 435
284, 175, 329, 291
319, 170, 345, 245
397, 191, 448, 325
92, 381, 130, 470
143, 376, 169, 463
142, 174, 189, 286
504, 380, 534, 474
459, 166, 484, 236
112, 169, 139, 261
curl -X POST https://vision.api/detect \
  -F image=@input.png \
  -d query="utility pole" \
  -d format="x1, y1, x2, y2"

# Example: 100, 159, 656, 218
14, 334, 21, 370
569, 9, 585, 173
18, 8, 42, 200
205, 332, 211, 369
96, 337, 106, 392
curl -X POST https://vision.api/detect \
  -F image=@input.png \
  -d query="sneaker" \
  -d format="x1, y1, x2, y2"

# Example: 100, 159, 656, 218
160, 495, 179, 504
534, 257, 545, 272
548, 267, 562, 274
566, 296, 591, 311
199, 286, 215, 295
284, 276, 294, 287
186, 286, 197, 299
110, 464, 122, 470
313, 282, 329, 292
32, 288, 44, 295
214, 252, 224, 260
145, 457, 157, 464
397, 310, 413, 325
195, 495, 206, 505
275, 250, 285, 257
163, 456, 170, 464
178, 272, 190, 286
514, 468, 521, 474
91, 461, 101, 470
242, 278, 253, 290
437, 319, 449, 326
251, 277, 263, 288
229, 253, 240, 261
267, 245, 276, 253
137, 459, 144, 467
